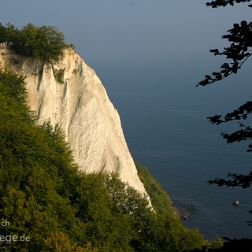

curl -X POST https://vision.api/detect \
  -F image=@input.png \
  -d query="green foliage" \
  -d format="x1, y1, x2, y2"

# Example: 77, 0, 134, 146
0, 68, 209, 251
136, 163, 173, 216
0, 23, 67, 63
135, 163, 209, 252
53, 68, 65, 83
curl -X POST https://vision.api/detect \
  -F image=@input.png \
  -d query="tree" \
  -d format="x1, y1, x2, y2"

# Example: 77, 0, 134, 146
199, 0, 252, 190
0, 23, 67, 63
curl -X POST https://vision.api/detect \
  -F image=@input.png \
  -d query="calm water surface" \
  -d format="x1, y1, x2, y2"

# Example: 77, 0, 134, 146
99, 62, 252, 239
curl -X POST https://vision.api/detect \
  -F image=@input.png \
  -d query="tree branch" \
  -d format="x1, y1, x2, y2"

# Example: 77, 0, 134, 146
208, 171, 252, 188
206, 0, 251, 8
198, 21, 252, 87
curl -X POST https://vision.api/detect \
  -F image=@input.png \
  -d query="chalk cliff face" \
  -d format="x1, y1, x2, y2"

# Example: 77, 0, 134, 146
0, 46, 149, 199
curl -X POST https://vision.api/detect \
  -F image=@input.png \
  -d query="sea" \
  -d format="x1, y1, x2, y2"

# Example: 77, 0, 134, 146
93, 59, 252, 240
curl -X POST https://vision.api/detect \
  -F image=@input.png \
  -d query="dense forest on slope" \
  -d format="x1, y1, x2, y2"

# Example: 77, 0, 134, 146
0, 68, 211, 251
0, 23, 216, 251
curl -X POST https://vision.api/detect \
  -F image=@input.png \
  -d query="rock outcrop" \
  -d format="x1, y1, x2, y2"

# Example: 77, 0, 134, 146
0, 45, 149, 200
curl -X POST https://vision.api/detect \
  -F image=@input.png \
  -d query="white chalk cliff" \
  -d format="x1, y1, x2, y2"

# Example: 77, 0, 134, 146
0, 46, 149, 200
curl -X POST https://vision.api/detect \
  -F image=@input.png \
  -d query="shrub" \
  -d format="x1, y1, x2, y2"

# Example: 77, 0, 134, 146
53, 68, 64, 84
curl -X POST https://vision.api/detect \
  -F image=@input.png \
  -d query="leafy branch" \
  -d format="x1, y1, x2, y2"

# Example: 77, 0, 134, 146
198, 21, 252, 86
206, 0, 252, 8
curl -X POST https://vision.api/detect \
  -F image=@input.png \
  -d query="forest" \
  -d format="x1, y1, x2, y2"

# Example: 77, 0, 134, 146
0, 59, 209, 251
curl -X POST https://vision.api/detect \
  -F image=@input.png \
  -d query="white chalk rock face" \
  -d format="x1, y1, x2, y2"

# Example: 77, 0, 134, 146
0, 46, 149, 200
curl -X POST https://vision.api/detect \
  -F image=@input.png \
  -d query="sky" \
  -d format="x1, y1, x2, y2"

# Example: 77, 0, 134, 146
1, 0, 251, 66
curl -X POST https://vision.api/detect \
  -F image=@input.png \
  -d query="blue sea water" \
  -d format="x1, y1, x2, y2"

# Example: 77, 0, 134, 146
96, 61, 252, 240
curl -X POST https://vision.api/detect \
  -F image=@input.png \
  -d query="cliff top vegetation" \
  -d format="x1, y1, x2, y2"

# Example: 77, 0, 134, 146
0, 23, 67, 63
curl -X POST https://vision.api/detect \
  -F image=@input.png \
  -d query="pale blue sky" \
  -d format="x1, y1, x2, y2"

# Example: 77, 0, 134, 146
0, 0, 251, 65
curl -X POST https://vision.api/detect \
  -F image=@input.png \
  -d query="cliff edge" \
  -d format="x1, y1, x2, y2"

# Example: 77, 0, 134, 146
0, 45, 149, 200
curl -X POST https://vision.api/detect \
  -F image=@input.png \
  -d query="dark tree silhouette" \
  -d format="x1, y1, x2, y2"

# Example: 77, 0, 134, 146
193, 238, 252, 252
206, 0, 252, 8
198, 2, 252, 249
199, 0, 252, 190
